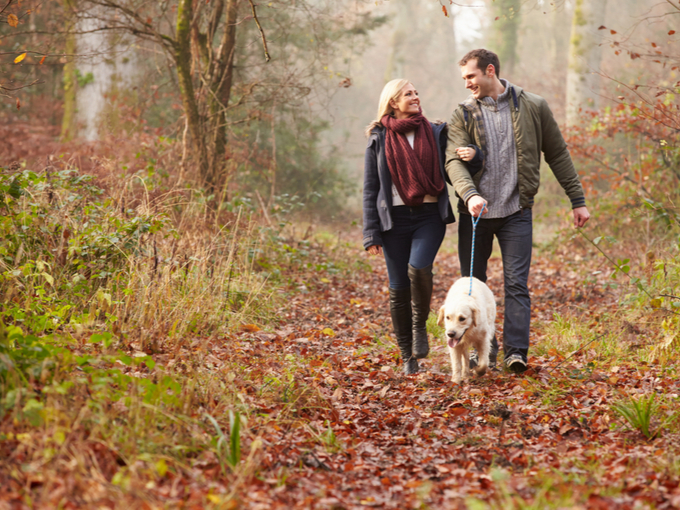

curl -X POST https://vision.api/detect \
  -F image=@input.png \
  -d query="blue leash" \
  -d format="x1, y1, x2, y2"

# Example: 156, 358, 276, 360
468, 204, 486, 296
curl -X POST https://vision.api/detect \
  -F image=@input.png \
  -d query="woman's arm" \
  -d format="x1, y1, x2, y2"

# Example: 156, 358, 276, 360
362, 137, 383, 251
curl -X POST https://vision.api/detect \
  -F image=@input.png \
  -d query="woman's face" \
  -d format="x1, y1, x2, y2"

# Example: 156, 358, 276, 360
390, 84, 420, 119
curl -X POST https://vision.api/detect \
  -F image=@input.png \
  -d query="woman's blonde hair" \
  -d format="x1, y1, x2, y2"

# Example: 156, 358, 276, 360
365, 78, 410, 137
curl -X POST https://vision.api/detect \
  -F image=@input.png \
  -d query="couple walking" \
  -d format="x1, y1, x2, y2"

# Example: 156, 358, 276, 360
362, 48, 590, 375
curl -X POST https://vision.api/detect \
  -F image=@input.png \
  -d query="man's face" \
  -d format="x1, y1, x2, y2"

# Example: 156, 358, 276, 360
460, 59, 495, 99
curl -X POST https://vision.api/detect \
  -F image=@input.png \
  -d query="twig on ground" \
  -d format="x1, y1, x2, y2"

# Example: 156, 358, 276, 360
544, 333, 607, 375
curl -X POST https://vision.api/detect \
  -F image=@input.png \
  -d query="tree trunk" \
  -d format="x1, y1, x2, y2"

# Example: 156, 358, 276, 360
566, 0, 608, 126
383, 0, 411, 82
207, 0, 239, 185
489, 0, 521, 79
175, 0, 209, 184
60, 0, 77, 141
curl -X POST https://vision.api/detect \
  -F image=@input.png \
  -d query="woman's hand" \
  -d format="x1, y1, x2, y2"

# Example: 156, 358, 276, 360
367, 245, 383, 256
456, 146, 476, 162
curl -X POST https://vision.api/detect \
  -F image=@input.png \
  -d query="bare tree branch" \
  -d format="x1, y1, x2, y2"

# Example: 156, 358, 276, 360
248, 0, 270, 63
0, 0, 13, 16
0, 78, 42, 96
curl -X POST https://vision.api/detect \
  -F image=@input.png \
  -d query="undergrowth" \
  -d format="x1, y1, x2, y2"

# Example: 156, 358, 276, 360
0, 163, 363, 504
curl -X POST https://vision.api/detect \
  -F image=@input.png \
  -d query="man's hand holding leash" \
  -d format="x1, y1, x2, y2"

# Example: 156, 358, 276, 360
467, 195, 488, 218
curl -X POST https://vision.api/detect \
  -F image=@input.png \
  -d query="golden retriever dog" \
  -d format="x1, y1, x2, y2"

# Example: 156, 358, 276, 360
437, 277, 496, 384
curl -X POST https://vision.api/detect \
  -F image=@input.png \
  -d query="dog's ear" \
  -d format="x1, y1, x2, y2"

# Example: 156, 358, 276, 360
437, 306, 445, 327
470, 305, 478, 327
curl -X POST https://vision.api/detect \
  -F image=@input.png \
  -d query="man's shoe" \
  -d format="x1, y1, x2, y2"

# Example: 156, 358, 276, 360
505, 354, 527, 374
469, 349, 479, 369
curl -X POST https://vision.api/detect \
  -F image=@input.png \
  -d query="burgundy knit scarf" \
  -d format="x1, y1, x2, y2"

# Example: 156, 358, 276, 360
381, 112, 444, 206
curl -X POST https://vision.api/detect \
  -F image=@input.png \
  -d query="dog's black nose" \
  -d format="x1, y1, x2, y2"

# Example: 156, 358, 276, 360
447, 332, 456, 339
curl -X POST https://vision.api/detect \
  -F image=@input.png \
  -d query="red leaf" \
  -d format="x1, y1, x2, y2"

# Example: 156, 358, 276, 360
39, 55, 46, 65
16, 98, 20, 109
598, 25, 606, 30
442, 5, 448, 17
669, 30, 676, 35
610, 30, 617, 35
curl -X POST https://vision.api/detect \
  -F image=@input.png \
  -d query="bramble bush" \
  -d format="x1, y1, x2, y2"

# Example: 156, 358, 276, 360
0, 161, 361, 466
548, 93, 680, 358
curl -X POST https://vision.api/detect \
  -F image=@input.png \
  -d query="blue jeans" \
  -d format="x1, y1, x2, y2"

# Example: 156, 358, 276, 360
458, 210, 532, 361
382, 203, 446, 290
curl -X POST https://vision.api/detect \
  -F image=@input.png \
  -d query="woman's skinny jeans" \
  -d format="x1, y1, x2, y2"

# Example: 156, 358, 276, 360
381, 203, 446, 290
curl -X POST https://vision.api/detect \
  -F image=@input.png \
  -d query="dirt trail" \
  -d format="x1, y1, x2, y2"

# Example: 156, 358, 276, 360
224, 249, 679, 509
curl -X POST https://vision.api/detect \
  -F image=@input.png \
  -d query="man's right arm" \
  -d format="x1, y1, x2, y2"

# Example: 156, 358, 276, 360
445, 108, 480, 207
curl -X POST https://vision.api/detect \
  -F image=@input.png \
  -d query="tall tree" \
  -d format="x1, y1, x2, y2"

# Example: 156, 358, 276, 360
73, 0, 250, 190
489, 0, 521, 79
566, 0, 608, 126
383, 0, 414, 82
60, 0, 78, 141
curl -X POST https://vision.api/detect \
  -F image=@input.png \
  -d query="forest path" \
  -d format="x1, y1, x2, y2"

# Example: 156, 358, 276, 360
223, 248, 679, 509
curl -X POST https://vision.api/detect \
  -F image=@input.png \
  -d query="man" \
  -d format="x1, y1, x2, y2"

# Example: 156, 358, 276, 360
445, 48, 590, 373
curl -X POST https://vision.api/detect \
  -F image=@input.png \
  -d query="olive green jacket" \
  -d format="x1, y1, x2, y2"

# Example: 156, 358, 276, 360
445, 83, 586, 212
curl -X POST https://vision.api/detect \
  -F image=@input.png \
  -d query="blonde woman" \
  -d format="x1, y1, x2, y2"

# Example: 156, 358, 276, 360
362, 79, 460, 375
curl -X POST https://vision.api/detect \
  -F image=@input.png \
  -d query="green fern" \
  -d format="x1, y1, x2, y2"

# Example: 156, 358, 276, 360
611, 393, 677, 439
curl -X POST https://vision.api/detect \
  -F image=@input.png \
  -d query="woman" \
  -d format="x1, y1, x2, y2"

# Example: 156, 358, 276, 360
362, 79, 456, 375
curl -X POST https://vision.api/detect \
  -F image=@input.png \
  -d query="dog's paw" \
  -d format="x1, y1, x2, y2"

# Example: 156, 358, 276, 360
474, 365, 488, 376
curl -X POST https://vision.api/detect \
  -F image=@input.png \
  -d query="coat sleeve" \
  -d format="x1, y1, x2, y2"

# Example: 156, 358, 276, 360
466, 144, 484, 175
539, 98, 586, 209
362, 137, 383, 249
445, 108, 480, 205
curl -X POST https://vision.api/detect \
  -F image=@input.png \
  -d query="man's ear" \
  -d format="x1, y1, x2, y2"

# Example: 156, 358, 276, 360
437, 306, 445, 327
486, 64, 496, 78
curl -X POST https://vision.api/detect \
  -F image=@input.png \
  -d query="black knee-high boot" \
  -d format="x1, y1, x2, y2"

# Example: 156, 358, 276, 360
389, 287, 419, 374
408, 264, 433, 360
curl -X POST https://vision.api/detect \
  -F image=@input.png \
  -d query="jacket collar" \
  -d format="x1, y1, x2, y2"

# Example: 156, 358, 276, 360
460, 82, 523, 111
369, 122, 442, 144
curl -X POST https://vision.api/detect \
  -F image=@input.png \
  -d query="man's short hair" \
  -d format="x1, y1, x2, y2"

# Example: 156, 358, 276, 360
458, 49, 501, 79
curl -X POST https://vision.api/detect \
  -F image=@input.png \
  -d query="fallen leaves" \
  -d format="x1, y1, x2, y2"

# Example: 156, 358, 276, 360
1, 242, 679, 508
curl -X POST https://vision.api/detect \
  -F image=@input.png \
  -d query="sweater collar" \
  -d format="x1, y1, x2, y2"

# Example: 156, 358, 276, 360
480, 79, 511, 108
461, 80, 523, 111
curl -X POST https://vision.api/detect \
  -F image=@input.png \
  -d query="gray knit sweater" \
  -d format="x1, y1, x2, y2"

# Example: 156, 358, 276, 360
477, 79, 520, 219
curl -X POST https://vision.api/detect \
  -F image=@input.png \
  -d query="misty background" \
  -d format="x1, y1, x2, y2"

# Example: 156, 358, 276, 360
1, 0, 675, 228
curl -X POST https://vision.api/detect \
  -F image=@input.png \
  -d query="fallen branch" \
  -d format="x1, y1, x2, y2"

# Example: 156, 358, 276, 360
544, 333, 606, 375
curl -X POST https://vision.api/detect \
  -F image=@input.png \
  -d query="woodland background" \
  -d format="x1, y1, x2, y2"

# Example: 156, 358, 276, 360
1, 0, 680, 508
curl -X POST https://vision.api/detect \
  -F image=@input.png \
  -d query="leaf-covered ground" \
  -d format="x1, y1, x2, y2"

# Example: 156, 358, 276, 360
217, 249, 679, 509
2, 242, 679, 509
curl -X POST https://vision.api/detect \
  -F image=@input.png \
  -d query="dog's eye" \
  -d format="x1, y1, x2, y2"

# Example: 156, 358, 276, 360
458, 316, 465, 322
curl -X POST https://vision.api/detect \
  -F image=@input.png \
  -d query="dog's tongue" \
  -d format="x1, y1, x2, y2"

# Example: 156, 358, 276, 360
447, 337, 458, 349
